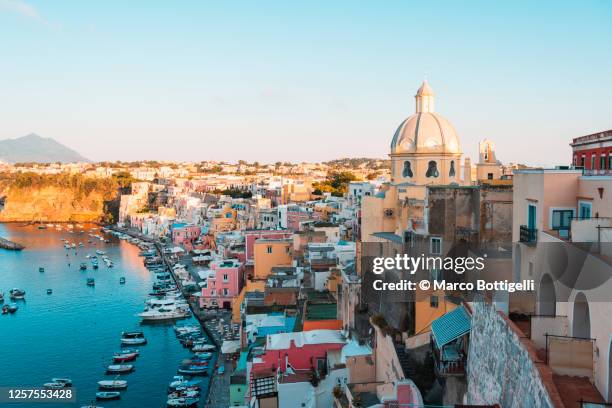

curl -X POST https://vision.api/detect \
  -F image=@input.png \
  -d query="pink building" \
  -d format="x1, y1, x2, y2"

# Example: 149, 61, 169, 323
287, 208, 321, 232
251, 330, 345, 375
172, 224, 201, 251
244, 229, 293, 264
199, 258, 243, 309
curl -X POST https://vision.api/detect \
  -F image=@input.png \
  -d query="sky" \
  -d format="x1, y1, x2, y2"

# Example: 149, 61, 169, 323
0, 1, 611, 165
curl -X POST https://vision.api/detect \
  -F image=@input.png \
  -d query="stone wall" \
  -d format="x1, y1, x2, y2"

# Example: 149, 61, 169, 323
466, 301, 563, 408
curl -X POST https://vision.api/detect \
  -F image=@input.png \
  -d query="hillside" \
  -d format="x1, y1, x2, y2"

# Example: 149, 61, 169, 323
0, 133, 89, 163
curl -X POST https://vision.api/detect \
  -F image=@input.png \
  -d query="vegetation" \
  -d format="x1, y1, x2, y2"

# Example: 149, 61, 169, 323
324, 157, 389, 169
213, 188, 252, 199
312, 171, 358, 197
4, 172, 117, 198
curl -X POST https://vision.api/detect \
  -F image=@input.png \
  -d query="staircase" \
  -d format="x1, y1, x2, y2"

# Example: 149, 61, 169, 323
394, 341, 415, 378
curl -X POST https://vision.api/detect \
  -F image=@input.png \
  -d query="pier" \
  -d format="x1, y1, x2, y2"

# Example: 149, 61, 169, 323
0, 236, 24, 250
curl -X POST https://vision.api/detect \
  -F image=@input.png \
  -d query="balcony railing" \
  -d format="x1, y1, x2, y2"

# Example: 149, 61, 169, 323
520, 225, 538, 245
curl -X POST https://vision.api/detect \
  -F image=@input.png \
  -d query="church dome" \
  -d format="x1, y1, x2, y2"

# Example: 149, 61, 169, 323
390, 81, 461, 155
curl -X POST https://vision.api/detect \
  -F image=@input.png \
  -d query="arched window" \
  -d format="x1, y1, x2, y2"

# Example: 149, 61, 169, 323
572, 292, 590, 339
449, 160, 456, 177
402, 161, 413, 178
426, 161, 439, 178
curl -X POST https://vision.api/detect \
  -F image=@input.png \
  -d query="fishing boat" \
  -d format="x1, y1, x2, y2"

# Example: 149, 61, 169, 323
7, 304, 18, 313
51, 378, 72, 386
97, 380, 127, 390
80, 263, 87, 270
106, 364, 134, 373
166, 397, 199, 407
113, 352, 138, 362
39, 267, 45, 273
87, 278, 95, 286
119, 277, 126, 284
47, 289, 53, 295
120, 331, 147, 345
167, 390, 200, 399
96, 391, 121, 400
9, 288, 25, 299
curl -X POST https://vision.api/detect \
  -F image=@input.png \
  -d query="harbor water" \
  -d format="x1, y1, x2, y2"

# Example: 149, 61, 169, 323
0, 223, 214, 407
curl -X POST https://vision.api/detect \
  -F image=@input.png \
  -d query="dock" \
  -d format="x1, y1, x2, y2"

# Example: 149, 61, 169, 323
0, 236, 24, 250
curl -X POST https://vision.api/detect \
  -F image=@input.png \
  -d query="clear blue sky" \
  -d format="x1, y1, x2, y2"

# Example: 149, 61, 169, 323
1, 0, 610, 165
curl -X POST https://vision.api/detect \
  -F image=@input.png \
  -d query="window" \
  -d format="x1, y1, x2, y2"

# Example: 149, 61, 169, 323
223, 288, 229, 296
430, 295, 439, 308
223, 274, 229, 282
591, 155, 595, 169
573, 155, 577, 166
267, 245, 272, 254
487, 173, 494, 180
431, 268, 442, 282
601, 155, 606, 170
402, 161, 413, 178
449, 160, 456, 177
384, 208, 394, 218
430, 237, 442, 255
580, 155, 585, 167
552, 210, 572, 229
527, 204, 537, 230
579, 201, 592, 220
426, 161, 439, 178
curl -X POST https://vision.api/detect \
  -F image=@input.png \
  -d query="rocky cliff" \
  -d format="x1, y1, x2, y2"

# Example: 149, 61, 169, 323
0, 173, 119, 223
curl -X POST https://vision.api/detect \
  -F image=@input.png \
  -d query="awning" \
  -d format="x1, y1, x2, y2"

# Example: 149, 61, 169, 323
431, 305, 471, 349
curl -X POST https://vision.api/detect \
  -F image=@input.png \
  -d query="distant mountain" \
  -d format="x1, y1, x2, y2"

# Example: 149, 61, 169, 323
0, 134, 90, 163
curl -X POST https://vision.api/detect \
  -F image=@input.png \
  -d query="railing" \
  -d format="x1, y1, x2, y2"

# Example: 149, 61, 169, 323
520, 225, 538, 244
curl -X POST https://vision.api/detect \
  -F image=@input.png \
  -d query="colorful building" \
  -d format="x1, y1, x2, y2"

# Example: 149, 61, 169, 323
253, 238, 292, 280
199, 258, 243, 309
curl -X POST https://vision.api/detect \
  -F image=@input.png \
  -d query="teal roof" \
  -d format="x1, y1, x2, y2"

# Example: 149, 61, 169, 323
431, 305, 471, 348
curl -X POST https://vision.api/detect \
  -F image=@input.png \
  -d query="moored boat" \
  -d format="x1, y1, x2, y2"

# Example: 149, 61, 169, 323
106, 364, 134, 373
80, 263, 87, 270
119, 277, 126, 284
47, 289, 53, 295
51, 378, 72, 386
39, 267, 45, 272
167, 397, 199, 407
120, 331, 147, 345
9, 288, 25, 299
168, 376, 201, 389
113, 352, 138, 362
177, 365, 208, 376
97, 380, 127, 390
96, 391, 121, 400
87, 278, 95, 286
43, 382, 66, 389
191, 344, 215, 352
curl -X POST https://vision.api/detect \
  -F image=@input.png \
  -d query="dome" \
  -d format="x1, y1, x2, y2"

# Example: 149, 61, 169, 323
390, 81, 461, 155
390, 112, 461, 154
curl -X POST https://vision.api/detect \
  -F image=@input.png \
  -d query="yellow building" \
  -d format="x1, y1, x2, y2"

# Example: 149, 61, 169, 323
253, 239, 292, 280
231, 280, 266, 323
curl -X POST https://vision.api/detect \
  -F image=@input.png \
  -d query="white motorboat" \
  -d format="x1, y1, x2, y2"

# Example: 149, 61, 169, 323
43, 382, 67, 389
97, 380, 127, 390
191, 344, 215, 352
106, 364, 134, 373
9, 288, 25, 299
168, 376, 201, 389
120, 331, 147, 345
139, 306, 190, 321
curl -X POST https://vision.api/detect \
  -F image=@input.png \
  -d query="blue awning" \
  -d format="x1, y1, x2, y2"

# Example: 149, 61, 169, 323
431, 305, 471, 349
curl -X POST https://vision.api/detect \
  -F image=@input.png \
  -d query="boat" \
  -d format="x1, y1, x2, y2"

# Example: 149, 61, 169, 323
117, 348, 139, 356
7, 304, 18, 313
113, 352, 138, 362
119, 277, 126, 284
97, 380, 127, 390
106, 364, 134, 373
96, 250, 106, 255
167, 390, 200, 399
39, 267, 45, 273
167, 397, 199, 407
81, 405, 103, 408
217, 365, 225, 375
96, 391, 121, 400
9, 288, 25, 299
0, 292, 4, 302
43, 382, 68, 389
47, 289, 53, 295
87, 278, 95, 286
92, 263, 99, 269
51, 378, 72, 386
168, 376, 201, 389
1, 305, 8, 314
120, 331, 147, 345
191, 344, 215, 352
193, 352, 213, 360
177, 365, 208, 376
138, 307, 190, 321
80, 263, 87, 270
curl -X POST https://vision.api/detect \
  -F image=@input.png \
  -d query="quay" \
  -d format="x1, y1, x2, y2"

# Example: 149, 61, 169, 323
109, 226, 231, 406
0, 236, 24, 250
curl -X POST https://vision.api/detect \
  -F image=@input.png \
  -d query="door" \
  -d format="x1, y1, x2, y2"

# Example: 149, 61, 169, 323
528, 204, 536, 230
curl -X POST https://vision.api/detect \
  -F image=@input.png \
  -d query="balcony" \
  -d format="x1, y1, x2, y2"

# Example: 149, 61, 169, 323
520, 225, 538, 245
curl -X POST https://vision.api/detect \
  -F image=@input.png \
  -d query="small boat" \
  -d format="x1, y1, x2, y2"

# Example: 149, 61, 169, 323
167, 397, 199, 407
80, 263, 87, 270
51, 378, 72, 386
96, 391, 121, 400
87, 278, 95, 286
193, 352, 213, 359
1, 305, 8, 314
113, 352, 138, 362
96, 250, 106, 255
106, 364, 134, 373
5, 304, 18, 313
191, 344, 215, 352
81, 405, 103, 408
120, 331, 147, 345
47, 289, 53, 295
9, 288, 26, 299
117, 348, 139, 356
39, 267, 45, 273
92, 263, 99, 269
119, 277, 126, 284
167, 390, 200, 399
177, 365, 208, 376
168, 376, 201, 389
43, 382, 67, 389
97, 380, 127, 390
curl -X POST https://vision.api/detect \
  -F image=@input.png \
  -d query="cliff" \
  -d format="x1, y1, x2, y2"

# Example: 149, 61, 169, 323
0, 173, 119, 223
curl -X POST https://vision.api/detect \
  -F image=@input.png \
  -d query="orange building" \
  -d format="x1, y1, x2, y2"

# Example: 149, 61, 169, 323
253, 239, 292, 280
302, 301, 342, 331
